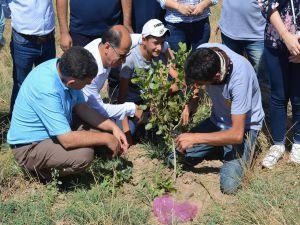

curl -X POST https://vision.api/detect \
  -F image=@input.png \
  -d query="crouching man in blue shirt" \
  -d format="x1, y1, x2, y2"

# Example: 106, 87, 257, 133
7, 46, 128, 182
173, 43, 264, 194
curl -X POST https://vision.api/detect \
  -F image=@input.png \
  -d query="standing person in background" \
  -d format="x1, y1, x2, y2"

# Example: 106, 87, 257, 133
157, 0, 218, 52
218, 0, 269, 120
219, 0, 268, 90
0, 0, 11, 50
132, 0, 164, 33
9, 0, 56, 117
258, 0, 300, 168
0, 3, 5, 50
56, 0, 133, 51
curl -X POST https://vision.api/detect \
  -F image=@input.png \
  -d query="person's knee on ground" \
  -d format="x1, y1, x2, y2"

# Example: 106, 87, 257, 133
63, 148, 95, 175
220, 159, 244, 195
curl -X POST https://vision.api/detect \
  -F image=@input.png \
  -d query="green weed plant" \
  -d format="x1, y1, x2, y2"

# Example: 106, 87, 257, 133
136, 165, 176, 205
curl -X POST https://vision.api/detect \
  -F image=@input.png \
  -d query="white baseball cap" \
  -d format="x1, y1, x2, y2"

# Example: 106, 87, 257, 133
142, 19, 170, 38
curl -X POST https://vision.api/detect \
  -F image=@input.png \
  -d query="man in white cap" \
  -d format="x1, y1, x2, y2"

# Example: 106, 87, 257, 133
117, 19, 177, 144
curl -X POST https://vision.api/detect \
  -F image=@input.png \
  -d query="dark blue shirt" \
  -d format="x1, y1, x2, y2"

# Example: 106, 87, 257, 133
132, 0, 164, 33
70, 0, 122, 36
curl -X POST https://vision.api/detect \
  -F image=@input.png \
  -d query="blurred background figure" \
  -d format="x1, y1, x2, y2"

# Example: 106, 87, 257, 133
132, 0, 164, 33
157, 0, 218, 52
259, 0, 300, 168
56, 0, 133, 50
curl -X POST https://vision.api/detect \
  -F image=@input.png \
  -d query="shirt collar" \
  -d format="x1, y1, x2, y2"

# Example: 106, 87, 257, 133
56, 58, 69, 91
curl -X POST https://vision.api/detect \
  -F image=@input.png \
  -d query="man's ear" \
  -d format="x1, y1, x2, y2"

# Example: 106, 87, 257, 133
141, 36, 147, 45
214, 72, 221, 81
65, 79, 76, 88
104, 42, 110, 50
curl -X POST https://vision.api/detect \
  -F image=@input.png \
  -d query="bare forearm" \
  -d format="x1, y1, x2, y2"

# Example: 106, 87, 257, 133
201, 0, 214, 9
177, 114, 246, 151
56, 0, 69, 35
121, 0, 132, 27
164, 0, 180, 10
269, 10, 289, 38
58, 130, 114, 149
192, 129, 244, 146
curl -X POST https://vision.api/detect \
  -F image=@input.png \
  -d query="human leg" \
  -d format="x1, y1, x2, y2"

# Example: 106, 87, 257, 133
220, 130, 258, 194
187, 18, 211, 51
290, 62, 300, 144
166, 22, 187, 52
70, 32, 99, 47
262, 47, 290, 168
11, 140, 95, 181
289, 61, 300, 164
244, 40, 270, 122
0, 5, 5, 47
34, 35, 56, 66
10, 30, 44, 114
245, 40, 269, 85
221, 33, 244, 56
264, 47, 289, 144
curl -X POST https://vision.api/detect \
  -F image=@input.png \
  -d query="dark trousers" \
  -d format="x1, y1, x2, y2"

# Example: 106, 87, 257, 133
264, 46, 300, 144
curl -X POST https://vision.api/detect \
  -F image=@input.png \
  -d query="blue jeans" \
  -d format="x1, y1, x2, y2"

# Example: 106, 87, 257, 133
166, 18, 210, 52
221, 33, 269, 87
168, 118, 258, 194
10, 29, 56, 115
0, 5, 4, 44
264, 46, 300, 144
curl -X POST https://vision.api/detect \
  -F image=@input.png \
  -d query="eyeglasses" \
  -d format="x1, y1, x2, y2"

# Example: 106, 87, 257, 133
110, 44, 131, 60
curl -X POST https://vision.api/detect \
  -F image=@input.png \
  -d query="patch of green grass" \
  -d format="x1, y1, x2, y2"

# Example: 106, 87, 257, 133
90, 157, 133, 191
55, 185, 150, 225
141, 141, 170, 161
135, 164, 176, 206
0, 191, 56, 225
0, 151, 22, 186
0, 20, 13, 113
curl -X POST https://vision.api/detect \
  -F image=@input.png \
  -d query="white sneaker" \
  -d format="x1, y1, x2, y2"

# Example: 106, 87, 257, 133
290, 144, 300, 164
262, 145, 285, 169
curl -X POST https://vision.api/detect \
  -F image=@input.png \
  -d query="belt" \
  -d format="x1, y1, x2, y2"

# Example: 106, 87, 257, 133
10, 143, 32, 149
16, 30, 54, 45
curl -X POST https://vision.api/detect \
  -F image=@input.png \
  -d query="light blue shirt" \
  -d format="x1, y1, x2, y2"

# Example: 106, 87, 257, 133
158, 0, 218, 23
198, 43, 264, 131
7, 59, 85, 144
8, 0, 55, 35
219, 0, 266, 40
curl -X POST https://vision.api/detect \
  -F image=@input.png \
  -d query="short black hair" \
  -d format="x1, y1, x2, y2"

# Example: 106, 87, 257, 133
184, 48, 220, 85
101, 28, 122, 48
59, 46, 98, 80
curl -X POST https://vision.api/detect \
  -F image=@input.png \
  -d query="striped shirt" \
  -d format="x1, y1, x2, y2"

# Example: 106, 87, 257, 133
158, 0, 218, 23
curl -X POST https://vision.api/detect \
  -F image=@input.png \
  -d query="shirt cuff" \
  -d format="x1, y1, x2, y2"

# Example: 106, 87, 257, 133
124, 102, 136, 117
